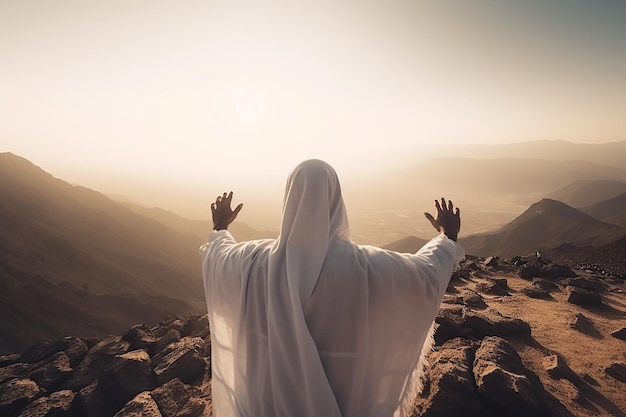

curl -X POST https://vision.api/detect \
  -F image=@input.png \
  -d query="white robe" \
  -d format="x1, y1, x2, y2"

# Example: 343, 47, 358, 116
201, 160, 464, 417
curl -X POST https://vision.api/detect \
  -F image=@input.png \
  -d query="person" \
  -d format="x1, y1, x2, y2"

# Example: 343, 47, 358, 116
200, 159, 464, 417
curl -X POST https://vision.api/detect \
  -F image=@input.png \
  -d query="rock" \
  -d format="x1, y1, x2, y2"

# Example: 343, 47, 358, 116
434, 306, 472, 345
110, 350, 157, 399
0, 379, 42, 417
0, 354, 21, 368
483, 256, 499, 268
522, 285, 551, 300
540, 264, 576, 279
0, 363, 30, 385
610, 327, 626, 341
153, 338, 205, 385
63, 337, 89, 367
461, 290, 488, 310
562, 277, 608, 293
543, 355, 576, 380
113, 392, 162, 417
181, 315, 210, 339
605, 363, 626, 383
28, 352, 73, 392
91, 336, 130, 356
531, 278, 560, 293
570, 313, 601, 338
494, 318, 532, 338
566, 286, 602, 307
63, 349, 117, 392
478, 278, 510, 296
519, 263, 541, 279
17, 389, 75, 417
414, 338, 493, 417
152, 328, 181, 356
122, 325, 157, 357
473, 336, 549, 417
463, 312, 498, 338
75, 379, 122, 417
21, 340, 67, 364
151, 378, 207, 417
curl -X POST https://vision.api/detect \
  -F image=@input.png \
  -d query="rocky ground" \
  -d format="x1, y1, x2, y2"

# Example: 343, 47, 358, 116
1, 256, 625, 417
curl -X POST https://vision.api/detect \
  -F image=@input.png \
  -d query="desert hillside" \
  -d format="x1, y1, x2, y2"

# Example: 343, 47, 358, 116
0, 153, 208, 353
1, 256, 624, 417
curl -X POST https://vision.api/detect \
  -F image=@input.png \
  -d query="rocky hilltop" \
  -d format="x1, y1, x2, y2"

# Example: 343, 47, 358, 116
2, 257, 625, 417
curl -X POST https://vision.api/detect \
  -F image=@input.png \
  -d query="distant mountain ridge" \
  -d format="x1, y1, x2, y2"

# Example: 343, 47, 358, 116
548, 180, 626, 208
382, 198, 625, 259
0, 153, 207, 353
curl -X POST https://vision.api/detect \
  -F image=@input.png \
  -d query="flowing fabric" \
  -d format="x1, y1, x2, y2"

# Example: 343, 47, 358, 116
200, 159, 464, 417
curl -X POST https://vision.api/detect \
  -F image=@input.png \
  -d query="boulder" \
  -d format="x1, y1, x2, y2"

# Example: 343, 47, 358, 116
113, 392, 162, 417
28, 352, 73, 392
122, 325, 157, 357
473, 336, 549, 417
570, 314, 601, 338
605, 363, 626, 383
0, 363, 30, 385
181, 315, 210, 339
153, 338, 205, 385
151, 378, 208, 417
494, 318, 532, 338
610, 327, 626, 341
540, 264, 576, 279
109, 350, 157, 399
75, 379, 122, 417
90, 336, 130, 356
521, 285, 551, 300
414, 338, 493, 417
566, 286, 602, 307
519, 263, 541, 279
0, 354, 22, 368
153, 328, 181, 356
562, 277, 608, 293
17, 389, 75, 417
483, 256, 499, 269
543, 355, 576, 381
477, 278, 510, 296
0, 378, 41, 417
531, 278, 560, 293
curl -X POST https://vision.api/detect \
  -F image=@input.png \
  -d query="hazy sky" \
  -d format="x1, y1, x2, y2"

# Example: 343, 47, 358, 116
1, 0, 625, 209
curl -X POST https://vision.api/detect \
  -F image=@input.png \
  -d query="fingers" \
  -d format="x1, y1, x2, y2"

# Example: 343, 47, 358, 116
424, 212, 439, 231
448, 199, 453, 212
435, 199, 442, 212
233, 203, 243, 217
441, 197, 447, 211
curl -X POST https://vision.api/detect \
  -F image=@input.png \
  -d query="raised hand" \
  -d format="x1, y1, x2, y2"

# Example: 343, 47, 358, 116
424, 197, 461, 242
211, 191, 243, 231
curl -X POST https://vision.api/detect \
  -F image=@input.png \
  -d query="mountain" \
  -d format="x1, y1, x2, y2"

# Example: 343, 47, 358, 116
401, 140, 626, 171
0, 153, 207, 353
378, 158, 626, 211
382, 235, 428, 253
580, 192, 626, 228
118, 201, 277, 243
459, 199, 625, 258
548, 180, 626, 208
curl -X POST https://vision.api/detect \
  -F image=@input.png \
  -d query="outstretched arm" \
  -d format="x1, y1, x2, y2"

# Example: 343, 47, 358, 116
424, 197, 461, 241
211, 191, 243, 231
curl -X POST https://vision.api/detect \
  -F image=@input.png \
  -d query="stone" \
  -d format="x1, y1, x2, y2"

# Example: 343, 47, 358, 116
90, 336, 131, 356
570, 314, 601, 338
181, 315, 210, 339
519, 263, 541, 279
153, 328, 181, 356
566, 286, 602, 307
0, 354, 21, 368
122, 325, 157, 357
522, 285, 551, 300
75, 379, 122, 417
151, 378, 207, 417
28, 352, 73, 392
0, 363, 30, 385
113, 392, 162, 417
21, 340, 68, 364
434, 306, 472, 345
531, 278, 560, 293
110, 350, 157, 399
153, 338, 206, 385
460, 290, 488, 310
473, 336, 549, 417
483, 256, 499, 268
413, 338, 492, 417
543, 355, 576, 380
610, 327, 626, 341
605, 363, 626, 383
63, 337, 89, 367
562, 277, 607, 292
0, 378, 41, 417
478, 278, 510, 296
540, 264, 576, 279
494, 318, 532, 338
17, 389, 75, 417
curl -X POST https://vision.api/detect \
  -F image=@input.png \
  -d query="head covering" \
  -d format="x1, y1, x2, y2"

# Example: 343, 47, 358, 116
201, 159, 465, 417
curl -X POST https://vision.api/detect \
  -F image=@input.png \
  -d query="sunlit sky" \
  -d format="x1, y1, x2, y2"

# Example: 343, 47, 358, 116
1, 0, 625, 218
